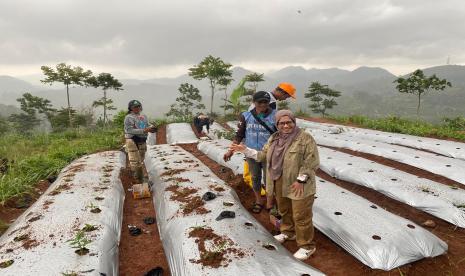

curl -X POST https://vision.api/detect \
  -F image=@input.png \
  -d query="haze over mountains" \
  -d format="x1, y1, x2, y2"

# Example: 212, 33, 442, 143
1, 65, 464, 122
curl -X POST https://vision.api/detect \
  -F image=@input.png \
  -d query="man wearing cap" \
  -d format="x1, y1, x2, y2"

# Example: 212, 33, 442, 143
224, 91, 277, 213
249, 82, 296, 110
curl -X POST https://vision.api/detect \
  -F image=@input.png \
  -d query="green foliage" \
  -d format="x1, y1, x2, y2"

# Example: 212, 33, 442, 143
218, 77, 234, 115
0, 127, 122, 203
67, 229, 91, 250
294, 108, 310, 117
112, 110, 127, 130
305, 82, 341, 117
244, 72, 264, 94
442, 116, 465, 130
188, 55, 233, 115
394, 69, 452, 115
223, 78, 249, 116
166, 83, 205, 121
330, 115, 465, 141
41, 63, 94, 127
213, 129, 236, 140
87, 73, 123, 125
49, 108, 92, 131
0, 117, 9, 135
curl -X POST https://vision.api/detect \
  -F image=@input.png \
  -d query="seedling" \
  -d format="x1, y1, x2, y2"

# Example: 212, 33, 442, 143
0, 260, 14, 268
67, 230, 91, 255
82, 224, 98, 232
86, 203, 101, 213
453, 203, 465, 209
189, 224, 207, 231
61, 271, 78, 276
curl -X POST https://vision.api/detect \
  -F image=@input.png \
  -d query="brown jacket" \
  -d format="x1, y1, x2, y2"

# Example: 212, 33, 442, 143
256, 130, 320, 200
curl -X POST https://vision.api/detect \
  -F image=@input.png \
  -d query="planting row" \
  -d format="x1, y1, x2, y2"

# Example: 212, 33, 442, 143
0, 151, 126, 276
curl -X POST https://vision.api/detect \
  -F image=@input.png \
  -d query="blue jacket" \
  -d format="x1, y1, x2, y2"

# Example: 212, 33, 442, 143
240, 109, 276, 150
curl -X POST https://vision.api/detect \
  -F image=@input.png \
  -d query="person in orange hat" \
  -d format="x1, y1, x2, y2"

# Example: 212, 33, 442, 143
249, 82, 296, 110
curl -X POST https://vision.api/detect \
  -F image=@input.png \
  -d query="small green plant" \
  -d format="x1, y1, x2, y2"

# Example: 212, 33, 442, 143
189, 224, 207, 231
0, 259, 14, 268
67, 230, 91, 255
86, 202, 97, 210
61, 271, 79, 276
214, 129, 236, 140
82, 224, 98, 232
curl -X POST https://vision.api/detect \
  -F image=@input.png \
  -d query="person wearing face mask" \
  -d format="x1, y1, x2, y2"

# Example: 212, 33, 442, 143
229, 110, 320, 261
223, 91, 277, 214
124, 100, 156, 182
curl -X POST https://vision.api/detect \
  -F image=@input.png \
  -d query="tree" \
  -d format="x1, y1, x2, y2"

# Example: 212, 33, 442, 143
218, 77, 233, 116
0, 116, 10, 135
87, 73, 123, 126
394, 69, 452, 115
305, 82, 341, 117
244, 72, 264, 94
8, 93, 56, 133
41, 63, 93, 127
166, 83, 205, 121
188, 55, 232, 115
223, 78, 249, 116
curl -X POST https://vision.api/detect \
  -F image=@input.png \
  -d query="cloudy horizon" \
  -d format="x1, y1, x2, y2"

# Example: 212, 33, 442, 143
1, 0, 464, 80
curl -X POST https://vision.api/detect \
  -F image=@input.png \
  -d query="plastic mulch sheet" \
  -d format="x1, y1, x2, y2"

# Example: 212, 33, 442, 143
297, 119, 465, 161
166, 123, 198, 144
205, 122, 228, 140
314, 177, 447, 270
198, 139, 244, 175
318, 147, 465, 228
144, 144, 325, 276
305, 128, 465, 185
226, 121, 239, 131
0, 151, 126, 276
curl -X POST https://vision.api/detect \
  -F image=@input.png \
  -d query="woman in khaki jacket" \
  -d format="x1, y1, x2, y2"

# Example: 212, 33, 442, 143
230, 110, 320, 261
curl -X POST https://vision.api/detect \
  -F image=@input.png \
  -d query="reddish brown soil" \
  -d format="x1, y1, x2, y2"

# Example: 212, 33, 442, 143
118, 167, 171, 276
325, 145, 465, 190
179, 142, 465, 276
156, 124, 167, 144
0, 180, 50, 235
219, 122, 233, 131
299, 117, 465, 143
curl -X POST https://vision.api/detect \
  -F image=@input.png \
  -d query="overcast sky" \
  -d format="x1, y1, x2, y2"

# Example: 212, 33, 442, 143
1, 0, 464, 79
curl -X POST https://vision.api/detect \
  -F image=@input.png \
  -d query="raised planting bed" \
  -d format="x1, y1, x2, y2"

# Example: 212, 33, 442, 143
198, 139, 244, 175
205, 122, 228, 140
144, 144, 324, 276
318, 147, 465, 228
0, 151, 126, 276
297, 119, 465, 160
305, 128, 465, 185
198, 139, 448, 270
226, 121, 239, 131
166, 123, 199, 144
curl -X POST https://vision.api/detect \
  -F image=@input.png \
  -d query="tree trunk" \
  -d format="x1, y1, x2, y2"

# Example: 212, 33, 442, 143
103, 89, 107, 126
417, 93, 421, 116
223, 88, 227, 116
66, 84, 72, 127
210, 80, 215, 116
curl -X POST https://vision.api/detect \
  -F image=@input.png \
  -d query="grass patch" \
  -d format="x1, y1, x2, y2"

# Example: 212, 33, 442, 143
0, 127, 122, 203
0, 219, 9, 235
329, 115, 465, 142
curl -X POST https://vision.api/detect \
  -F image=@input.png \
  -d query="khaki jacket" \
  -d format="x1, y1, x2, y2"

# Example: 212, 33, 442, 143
257, 130, 319, 200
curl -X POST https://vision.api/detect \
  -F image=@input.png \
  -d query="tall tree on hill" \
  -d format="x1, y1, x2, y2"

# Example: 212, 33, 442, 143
40, 63, 93, 127
87, 73, 123, 126
305, 82, 341, 117
394, 69, 452, 115
8, 93, 56, 133
166, 83, 205, 121
245, 72, 264, 94
188, 55, 232, 115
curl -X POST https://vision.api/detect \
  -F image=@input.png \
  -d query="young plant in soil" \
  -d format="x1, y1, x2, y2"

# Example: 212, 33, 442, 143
67, 230, 91, 255
82, 224, 98, 232
0, 260, 14, 268
86, 202, 101, 213
61, 271, 78, 276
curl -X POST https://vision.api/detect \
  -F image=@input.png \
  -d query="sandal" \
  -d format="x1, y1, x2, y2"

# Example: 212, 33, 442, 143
252, 203, 264, 214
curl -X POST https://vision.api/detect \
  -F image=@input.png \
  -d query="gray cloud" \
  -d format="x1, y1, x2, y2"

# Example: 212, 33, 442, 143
1, 0, 464, 77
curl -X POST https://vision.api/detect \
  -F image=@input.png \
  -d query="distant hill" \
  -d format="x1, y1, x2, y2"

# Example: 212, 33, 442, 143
0, 104, 21, 117
1, 64, 464, 121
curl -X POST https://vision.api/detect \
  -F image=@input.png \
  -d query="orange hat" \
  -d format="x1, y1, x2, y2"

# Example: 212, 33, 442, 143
277, 83, 296, 99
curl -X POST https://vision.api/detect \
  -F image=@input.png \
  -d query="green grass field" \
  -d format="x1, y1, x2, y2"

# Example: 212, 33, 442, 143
0, 127, 122, 203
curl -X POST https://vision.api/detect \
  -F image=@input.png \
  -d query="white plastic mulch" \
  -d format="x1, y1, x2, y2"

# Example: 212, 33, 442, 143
0, 151, 126, 276
166, 123, 198, 144
144, 144, 325, 276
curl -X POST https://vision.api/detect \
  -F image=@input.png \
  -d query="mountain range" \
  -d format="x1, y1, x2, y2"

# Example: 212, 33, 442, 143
1, 65, 464, 122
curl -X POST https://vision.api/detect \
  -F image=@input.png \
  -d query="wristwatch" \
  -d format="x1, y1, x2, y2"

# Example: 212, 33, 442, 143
296, 174, 309, 184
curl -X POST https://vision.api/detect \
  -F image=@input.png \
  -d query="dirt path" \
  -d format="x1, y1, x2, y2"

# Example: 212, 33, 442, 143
0, 180, 50, 235
118, 125, 171, 276
179, 143, 465, 276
